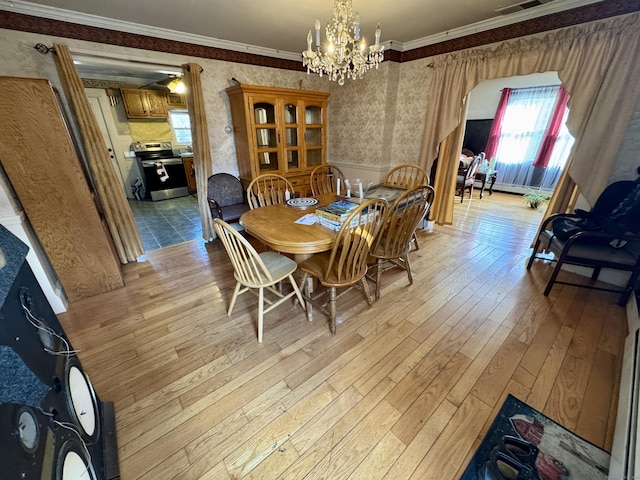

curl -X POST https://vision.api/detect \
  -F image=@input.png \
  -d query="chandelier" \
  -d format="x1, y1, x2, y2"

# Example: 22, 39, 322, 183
302, 0, 384, 85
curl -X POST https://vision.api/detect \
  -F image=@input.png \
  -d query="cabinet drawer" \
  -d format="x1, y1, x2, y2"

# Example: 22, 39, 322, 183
287, 175, 309, 187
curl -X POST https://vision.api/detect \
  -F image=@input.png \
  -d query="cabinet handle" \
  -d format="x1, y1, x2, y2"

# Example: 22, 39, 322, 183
277, 132, 280, 144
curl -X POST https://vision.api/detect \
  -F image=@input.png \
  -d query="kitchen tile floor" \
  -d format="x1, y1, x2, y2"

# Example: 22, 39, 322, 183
128, 195, 202, 252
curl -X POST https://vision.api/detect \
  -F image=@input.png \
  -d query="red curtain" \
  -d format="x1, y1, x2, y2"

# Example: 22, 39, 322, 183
484, 88, 511, 160
533, 85, 570, 168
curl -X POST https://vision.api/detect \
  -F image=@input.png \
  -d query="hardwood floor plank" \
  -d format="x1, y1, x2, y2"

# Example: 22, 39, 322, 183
446, 324, 511, 406
470, 334, 528, 407
347, 431, 406, 480
525, 325, 574, 412
297, 400, 401, 480
289, 386, 363, 455
50, 192, 626, 480
224, 382, 338, 478
391, 351, 471, 445
408, 394, 492, 479
384, 399, 458, 479
276, 378, 396, 479
575, 347, 618, 447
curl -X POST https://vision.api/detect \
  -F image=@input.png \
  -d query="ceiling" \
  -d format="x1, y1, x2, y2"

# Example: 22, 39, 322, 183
2, 0, 602, 85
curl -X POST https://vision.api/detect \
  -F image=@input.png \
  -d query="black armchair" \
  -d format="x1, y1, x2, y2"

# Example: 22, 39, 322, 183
527, 178, 640, 306
207, 173, 250, 223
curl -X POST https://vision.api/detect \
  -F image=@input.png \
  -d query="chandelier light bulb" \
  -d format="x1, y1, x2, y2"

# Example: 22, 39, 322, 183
301, 0, 384, 85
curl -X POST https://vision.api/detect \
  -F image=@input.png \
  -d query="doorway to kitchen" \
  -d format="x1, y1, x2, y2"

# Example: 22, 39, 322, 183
85, 85, 200, 253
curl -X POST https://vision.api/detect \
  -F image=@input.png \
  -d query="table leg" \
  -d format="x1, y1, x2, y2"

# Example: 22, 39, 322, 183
293, 253, 315, 293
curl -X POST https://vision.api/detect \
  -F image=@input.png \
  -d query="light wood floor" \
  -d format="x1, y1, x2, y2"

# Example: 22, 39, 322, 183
58, 191, 628, 480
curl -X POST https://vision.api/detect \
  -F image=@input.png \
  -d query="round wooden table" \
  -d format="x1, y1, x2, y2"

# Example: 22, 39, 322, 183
239, 194, 338, 262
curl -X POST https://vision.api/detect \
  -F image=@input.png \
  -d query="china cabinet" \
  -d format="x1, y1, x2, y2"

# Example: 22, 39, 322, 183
226, 84, 329, 198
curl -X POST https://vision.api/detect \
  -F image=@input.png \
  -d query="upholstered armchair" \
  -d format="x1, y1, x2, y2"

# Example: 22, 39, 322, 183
207, 173, 250, 223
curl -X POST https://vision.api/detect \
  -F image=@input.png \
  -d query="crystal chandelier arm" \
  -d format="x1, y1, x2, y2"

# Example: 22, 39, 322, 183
302, 0, 383, 85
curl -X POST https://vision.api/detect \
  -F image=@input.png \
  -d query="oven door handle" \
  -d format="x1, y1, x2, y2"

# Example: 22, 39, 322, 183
141, 158, 183, 167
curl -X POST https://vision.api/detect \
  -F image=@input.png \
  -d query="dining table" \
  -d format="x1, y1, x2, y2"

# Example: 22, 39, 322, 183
239, 185, 407, 263
239, 193, 338, 263
240, 187, 407, 295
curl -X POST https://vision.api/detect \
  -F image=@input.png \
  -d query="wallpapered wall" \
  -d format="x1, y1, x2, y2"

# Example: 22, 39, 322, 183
0, 28, 430, 185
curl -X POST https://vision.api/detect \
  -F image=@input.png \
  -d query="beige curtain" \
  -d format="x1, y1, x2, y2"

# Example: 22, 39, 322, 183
419, 13, 640, 224
429, 96, 468, 225
52, 43, 143, 263
182, 63, 214, 240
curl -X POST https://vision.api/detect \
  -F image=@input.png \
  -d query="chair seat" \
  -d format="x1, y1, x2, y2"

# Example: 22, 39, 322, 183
221, 203, 250, 221
540, 230, 640, 267
260, 251, 299, 279
213, 218, 305, 343
299, 251, 366, 288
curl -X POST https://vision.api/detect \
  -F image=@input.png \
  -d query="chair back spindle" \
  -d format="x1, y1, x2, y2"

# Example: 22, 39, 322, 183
247, 174, 294, 209
383, 164, 429, 189
310, 165, 345, 196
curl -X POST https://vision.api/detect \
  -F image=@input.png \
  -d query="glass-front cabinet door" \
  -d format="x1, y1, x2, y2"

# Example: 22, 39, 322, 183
303, 102, 325, 168
282, 100, 301, 171
251, 99, 279, 173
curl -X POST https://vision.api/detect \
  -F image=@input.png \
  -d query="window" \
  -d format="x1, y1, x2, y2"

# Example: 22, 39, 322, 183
492, 85, 574, 191
168, 110, 192, 145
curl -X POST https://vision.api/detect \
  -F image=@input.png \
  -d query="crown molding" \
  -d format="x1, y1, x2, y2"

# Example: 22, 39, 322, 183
399, 0, 603, 52
1, 0, 638, 68
0, 0, 302, 61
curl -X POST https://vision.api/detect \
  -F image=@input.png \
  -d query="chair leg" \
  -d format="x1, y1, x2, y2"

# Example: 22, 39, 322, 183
300, 272, 313, 322
258, 287, 264, 343
526, 239, 543, 270
411, 231, 420, 251
375, 258, 382, 300
361, 277, 373, 307
329, 287, 337, 334
544, 257, 566, 296
289, 274, 305, 311
404, 254, 413, 285
228, 281, 242, 316
620, 270, 640, 306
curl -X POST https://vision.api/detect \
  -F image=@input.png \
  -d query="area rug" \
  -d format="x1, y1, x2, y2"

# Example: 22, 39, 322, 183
460, 394, 610, 479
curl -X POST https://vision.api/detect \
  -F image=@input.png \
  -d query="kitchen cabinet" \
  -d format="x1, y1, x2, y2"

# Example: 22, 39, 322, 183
226, 84, 329, 198
121, 88, 168, 119
167, 92, 187, 109
182, 154, 197, 192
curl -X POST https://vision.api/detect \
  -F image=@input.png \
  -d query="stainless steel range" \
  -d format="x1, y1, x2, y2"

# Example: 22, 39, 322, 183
132, 141, 189, 201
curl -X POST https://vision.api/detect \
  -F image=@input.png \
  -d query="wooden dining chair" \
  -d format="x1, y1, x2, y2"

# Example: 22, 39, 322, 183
213, 219, 305, 342
369, 185, 435, 300
456, 154, 483, 202
310, 164, 345, 196
383, 164, 430, 189
383, 163, 430, 251
298, 198, 387, 334
247, 174, 294, 209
